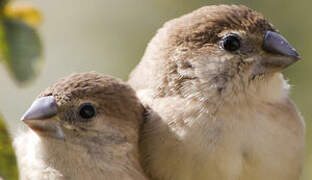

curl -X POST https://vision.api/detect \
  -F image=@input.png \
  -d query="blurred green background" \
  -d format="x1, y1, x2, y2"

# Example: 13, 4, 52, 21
0, 0, 310, 179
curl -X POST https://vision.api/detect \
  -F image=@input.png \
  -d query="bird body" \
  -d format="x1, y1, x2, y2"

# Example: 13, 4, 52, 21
129, 5, 305, 180
137, 78, 304, 180
15, 72, 148, 180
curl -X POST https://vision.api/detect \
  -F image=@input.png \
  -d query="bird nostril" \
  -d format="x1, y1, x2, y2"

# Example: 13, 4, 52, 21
183, 61, 193, 68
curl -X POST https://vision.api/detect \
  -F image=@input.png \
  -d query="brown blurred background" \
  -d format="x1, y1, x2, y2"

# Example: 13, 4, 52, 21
0, 0, 310, 179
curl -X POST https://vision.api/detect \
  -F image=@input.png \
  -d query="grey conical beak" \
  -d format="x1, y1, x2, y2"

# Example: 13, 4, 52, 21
263, 31, 300, 60
21, 96, 64, 140
251, 31, 301, 77
21, 96, 58, 121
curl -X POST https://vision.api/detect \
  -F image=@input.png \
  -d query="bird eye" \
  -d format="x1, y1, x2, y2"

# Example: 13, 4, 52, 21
78, 103, 96, 120
221, 34, 241, 52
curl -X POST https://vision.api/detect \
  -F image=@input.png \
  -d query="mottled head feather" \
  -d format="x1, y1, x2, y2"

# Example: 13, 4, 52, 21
129, 5, 279, 99
165, 5, 275, 48
40, 72, 143, 121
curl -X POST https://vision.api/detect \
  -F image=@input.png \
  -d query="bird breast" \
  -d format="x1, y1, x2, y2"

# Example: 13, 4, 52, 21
141, 93, 305, 180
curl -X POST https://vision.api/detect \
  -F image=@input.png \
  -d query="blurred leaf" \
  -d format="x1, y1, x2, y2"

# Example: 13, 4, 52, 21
0, 114, 18, 180
0, 17, 42, 84
4, 2, 42, 28
0, 0, 8, 11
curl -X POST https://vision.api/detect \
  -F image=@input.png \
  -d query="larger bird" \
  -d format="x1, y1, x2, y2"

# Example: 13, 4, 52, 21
14, 72, 148, 180
129, 5, 305, 180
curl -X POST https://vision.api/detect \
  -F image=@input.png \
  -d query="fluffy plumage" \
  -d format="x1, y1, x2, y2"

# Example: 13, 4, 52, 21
14, 72, 148, 180
129, 5, 305, 180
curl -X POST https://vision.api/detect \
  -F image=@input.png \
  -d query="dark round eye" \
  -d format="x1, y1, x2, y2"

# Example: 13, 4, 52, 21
78, 103, 96, 120
221, 34, 241, 52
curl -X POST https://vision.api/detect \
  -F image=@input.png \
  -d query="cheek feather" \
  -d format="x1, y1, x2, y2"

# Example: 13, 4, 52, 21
177, 53, 287, 105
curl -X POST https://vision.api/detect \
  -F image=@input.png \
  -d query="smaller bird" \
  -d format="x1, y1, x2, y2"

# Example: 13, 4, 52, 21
14, 72, 148, 180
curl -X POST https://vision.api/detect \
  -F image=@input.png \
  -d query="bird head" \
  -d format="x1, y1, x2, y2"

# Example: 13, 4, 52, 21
21, 72, 143, 143
130, 5, 300, 104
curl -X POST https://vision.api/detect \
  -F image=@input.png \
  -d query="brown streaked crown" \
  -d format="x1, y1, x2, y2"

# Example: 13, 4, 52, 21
39, 72, 143, 120
165, 5, 275, 48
